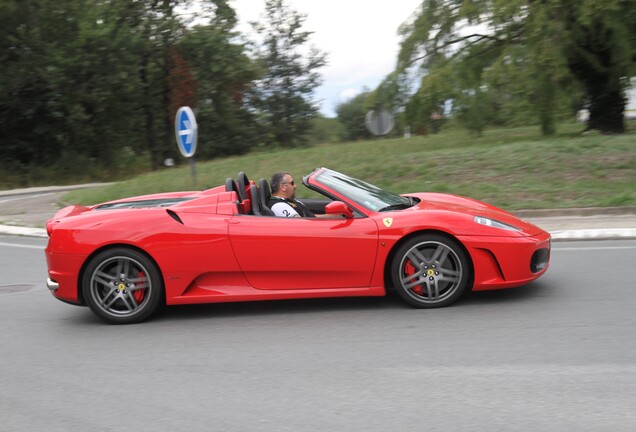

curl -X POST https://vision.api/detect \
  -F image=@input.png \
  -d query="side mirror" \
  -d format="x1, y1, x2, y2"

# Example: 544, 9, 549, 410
325, 201, 354, 219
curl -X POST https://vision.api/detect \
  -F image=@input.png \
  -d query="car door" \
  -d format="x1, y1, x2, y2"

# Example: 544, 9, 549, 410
228, 215, 379, 290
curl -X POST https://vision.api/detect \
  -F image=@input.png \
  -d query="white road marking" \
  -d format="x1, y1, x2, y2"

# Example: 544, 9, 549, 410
0, 192, 55, 204
0, 242, 45, 250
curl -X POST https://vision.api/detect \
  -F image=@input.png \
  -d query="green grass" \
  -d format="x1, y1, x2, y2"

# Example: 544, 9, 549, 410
63, 123, 636, 211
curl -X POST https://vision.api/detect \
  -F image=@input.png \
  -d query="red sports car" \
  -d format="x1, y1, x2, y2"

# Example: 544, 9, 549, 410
45, 168, 551, 324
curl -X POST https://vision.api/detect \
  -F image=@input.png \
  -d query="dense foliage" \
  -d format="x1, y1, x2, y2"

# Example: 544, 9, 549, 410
335, 91, 373, 141
247, 0, 327, 148
390, 0, 636, 136
0, 0, 325, 186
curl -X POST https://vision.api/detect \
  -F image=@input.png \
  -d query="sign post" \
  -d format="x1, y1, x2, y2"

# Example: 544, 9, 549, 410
365, 110, 394, 136
175, 106, 198, 184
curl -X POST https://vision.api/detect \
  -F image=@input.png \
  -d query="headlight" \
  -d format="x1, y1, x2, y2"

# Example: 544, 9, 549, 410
474, 216, 521, 232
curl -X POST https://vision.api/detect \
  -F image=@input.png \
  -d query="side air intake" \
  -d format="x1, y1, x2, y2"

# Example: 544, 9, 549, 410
166, 209, 184, 225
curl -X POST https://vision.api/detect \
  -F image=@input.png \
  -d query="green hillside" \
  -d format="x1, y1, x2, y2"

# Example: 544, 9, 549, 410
64, 124, 636, 211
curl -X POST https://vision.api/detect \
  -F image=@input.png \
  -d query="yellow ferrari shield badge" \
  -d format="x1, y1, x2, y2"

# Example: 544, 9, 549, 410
383, 218, 393, 228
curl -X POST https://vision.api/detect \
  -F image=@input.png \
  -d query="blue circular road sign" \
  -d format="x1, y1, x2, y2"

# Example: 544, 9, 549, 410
175, 107, 198, 158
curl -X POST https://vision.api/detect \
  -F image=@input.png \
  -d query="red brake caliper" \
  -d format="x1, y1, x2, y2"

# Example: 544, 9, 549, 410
404, 260, 424, 295
134, 271, 146, 303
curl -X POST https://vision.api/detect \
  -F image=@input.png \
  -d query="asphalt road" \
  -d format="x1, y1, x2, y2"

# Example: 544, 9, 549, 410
0, 189, 69, 227
1, 236, 636, 431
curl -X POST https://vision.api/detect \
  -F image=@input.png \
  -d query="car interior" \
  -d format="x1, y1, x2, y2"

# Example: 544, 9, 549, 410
224, 172, 335, 217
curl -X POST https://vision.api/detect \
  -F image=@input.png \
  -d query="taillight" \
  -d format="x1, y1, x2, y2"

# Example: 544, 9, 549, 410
46, 220, 59, 237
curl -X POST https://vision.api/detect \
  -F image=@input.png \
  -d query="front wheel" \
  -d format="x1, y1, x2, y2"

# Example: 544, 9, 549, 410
82, 248, 163, 324
391, 234, 470, 308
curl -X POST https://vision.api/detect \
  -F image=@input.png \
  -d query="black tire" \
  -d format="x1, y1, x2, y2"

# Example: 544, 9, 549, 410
82, 248, 163, 324
391, 234, 469, 308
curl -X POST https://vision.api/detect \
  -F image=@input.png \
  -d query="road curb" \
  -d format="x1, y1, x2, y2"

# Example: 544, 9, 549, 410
0, 183, 113, 198
550, 228, 636, 241
0, 225, 48, 238
514, 206, 636, 218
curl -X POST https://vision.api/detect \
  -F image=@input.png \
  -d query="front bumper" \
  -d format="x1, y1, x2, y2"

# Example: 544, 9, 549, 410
458, 231, 551, 291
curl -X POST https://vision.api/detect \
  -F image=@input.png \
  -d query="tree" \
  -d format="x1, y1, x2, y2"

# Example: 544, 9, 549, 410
0, 0, 260, 185
335, 91, 373, 141
0, 0, 143, 172
394, 0, 635, 135
178, 22, 259, 158
127, 0, 257, 167
308, 115, 345, 144
566, 2, 636, 133
131, 0, 194, 170
248, 0, 326, 147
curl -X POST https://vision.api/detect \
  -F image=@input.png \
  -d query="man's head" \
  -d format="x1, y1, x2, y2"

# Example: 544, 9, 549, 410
270, 171, 297, 200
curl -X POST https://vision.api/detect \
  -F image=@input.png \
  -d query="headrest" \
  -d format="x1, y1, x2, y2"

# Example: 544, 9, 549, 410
249, 184, 262, 215
237, 172, 249, 201
258, 179, 274, 216
225, 178, 238, 195
259, 178, 271, 198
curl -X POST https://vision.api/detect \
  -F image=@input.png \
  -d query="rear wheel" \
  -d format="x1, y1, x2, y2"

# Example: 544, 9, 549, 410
391, 234, 469, 308
82, 248, 163, 324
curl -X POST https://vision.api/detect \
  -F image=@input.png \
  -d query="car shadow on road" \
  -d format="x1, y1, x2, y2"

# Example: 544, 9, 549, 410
55, 281, 552, 325
55, 296, 404, 326
156, 295, 402, 323
461, 279, 552, 306
153, 281, 552, 323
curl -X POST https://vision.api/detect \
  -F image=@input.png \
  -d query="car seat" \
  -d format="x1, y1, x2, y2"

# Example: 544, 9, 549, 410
225, 178, 248, 214
249, 184, 264, 215
258, 179, 275, 216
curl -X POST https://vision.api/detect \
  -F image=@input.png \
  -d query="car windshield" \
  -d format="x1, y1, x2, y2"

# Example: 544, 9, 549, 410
314, 169, 412, 212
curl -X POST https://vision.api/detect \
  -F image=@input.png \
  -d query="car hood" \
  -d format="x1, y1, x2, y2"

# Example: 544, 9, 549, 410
410, 192, 541, 234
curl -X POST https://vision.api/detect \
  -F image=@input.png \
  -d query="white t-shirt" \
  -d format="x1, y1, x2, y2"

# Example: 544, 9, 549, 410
271, 201, 299, 217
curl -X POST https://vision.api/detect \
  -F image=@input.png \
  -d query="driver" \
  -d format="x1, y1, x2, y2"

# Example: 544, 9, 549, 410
268, 172, 315, 217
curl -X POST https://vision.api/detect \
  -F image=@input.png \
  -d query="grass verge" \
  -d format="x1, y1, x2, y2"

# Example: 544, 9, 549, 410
63, 123, 636, 211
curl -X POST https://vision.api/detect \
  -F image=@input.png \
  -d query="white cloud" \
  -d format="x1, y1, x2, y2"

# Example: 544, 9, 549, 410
339, 88, 361, 101
231, 0, 421, 117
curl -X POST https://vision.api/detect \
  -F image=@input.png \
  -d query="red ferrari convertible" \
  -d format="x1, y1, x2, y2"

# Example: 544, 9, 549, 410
45, 168, 550, 324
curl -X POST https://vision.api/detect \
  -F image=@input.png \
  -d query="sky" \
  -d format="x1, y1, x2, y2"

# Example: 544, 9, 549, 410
230, 0, 422, 117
